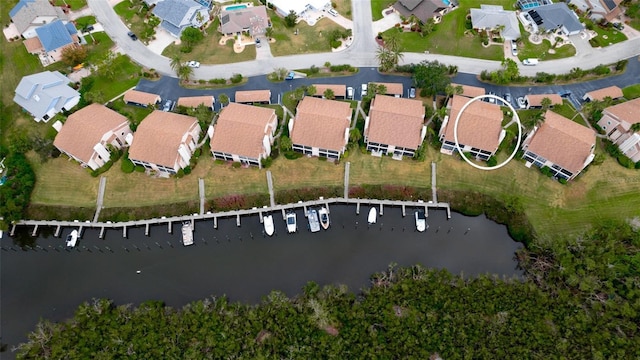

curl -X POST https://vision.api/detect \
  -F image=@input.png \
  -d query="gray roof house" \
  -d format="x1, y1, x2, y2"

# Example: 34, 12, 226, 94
470, 5, 520, 40
10, 0, 68, 39
13, 71, 80, 123
393, 0, 454, 23
152, 0, 210, 37
527, 3, 584, 35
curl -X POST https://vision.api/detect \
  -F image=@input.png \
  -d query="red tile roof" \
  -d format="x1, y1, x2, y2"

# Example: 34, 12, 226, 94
291, 97, 351, 151
366, 95, 425, 149
210, 103, 276, 159
442, 95, 504, 152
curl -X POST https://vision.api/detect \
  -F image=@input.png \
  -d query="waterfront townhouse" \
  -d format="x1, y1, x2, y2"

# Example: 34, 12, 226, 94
209, 103, 277, 167
364, 95, 426, 159
522, 110, 596, 181
177, 95, 215, 110
235, 90, 271, 104
597, 98, 640, 162
13, 70, 80, 122
123, 89, 161, 108
10, 0, 68, 39
289, 97, 351, 160
582, 86, 624, 102
53, 104, 132, 171
128, 111, 201, 175
312, 84, 346, 99
524, 94, 563, 109
439, 95, 505, 160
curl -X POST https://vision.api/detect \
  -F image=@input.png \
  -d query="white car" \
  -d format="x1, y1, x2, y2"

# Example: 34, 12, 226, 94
327, 8, 338, 17
347, 86, 354, 99
361, 83, 368, 97
186, 61, 200, 68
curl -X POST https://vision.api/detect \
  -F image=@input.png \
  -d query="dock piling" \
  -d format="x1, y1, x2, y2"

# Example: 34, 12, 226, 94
10, 224, 16, 237
168, 221, 172, 234
78, 226, 84, 238
55, 225, 61, 237
402, 204, 405, 217
356, 202, 360, 215
123, 226, 127, 238
99, 227, 105, 239
379, 203, 383, 216
145, 223, 149, 236
31, 225, 38, 237
213, 217, 218, 229
236, 214, 241, 227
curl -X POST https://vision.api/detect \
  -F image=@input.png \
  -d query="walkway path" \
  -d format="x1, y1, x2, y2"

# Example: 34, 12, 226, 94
344, 162, 350, 199
431, 162, 437, 204
199, 178, 205, 215
266, 171, 275, 207
93, 176, 106, 222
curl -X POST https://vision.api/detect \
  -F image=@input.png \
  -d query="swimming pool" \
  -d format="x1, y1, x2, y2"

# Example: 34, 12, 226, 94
225, 4, 247, 11
442, 0, 450, 5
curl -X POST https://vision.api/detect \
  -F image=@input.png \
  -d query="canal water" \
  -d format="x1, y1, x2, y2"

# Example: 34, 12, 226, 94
0, 205, 523, 353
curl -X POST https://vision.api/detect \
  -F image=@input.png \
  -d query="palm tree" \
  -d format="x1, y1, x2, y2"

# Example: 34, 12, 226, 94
306, 85, 317, 97
218, 93, 229, 108
384, 31, 401, 53
630, 123, 640, 133
375, 46, 395, 72
420, 19, 435, 37
540, 97, 552, 111
265, 27, 274, 41
323, 88, 335, 100
177, 65, 193, 83
170, 55, 182, 74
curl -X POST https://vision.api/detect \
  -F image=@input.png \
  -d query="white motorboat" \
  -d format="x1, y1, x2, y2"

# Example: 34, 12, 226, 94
368, 207, 377, 224
263, 213, 275, 236
286, 212, 297, 233
415, 209, 427, 232
65, 229, 78, 248
308, 209, 320, 233
182, 221, 194, 246
318, 207, 330, 230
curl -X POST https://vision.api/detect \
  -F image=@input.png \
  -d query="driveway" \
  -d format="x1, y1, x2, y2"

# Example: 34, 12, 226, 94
147, 28, 178, 55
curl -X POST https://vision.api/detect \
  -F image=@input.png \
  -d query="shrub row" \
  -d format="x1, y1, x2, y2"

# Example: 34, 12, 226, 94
348, 184, 431, 201
275, 186, 343, 204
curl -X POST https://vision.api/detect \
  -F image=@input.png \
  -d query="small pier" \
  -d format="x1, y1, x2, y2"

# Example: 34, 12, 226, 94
11, 198, 451, 238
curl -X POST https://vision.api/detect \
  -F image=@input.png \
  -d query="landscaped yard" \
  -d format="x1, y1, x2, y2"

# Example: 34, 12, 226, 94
161, 18, 256, 64
334, 0, 353, 20
52, 0, 86, 9
371, 0, 396, 21
622, 84, 640, 99
584, 19, 627, 47
551, 100, 588, 126
393, 0, 516, 60
114, 0, 158, 42
269, 11, 347, 56
517, 38, 576, 61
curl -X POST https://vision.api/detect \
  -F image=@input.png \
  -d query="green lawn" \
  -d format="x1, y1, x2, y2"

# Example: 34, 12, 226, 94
585, 20, 628, 47
622, 84, 640, 99
269, 11, 347, 56
162, 18, 256, 64
88, 55, 141, 102
74, 16, 96, 29
627, 2, 640, 31
108, 99, 154, 127
52, 0, 87, 9
518, 38, 576, 61
114, 0, 157, 42
551, 101, 587, 126
371, 0, 396, 21
335, 0, 353, 20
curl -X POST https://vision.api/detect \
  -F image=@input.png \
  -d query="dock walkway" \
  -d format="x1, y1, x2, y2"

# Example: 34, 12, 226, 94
11, 198, 451, 238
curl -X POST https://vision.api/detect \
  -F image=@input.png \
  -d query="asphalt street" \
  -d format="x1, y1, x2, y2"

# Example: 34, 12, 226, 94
135, 57, 640, 111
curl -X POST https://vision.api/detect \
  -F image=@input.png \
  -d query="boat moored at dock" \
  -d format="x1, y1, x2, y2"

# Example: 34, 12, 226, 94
368, 207, 377, 224
65, 230, 78, 248
263, 213, 274, 236
286, 212, 297, 233
181, 221, 194, 246
307, 209, 320, 233
318, 207, 330, 230
415, 210, 427, 232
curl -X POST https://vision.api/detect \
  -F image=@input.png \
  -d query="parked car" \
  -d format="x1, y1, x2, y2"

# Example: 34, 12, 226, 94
186, 61, 200, 68
162, 99, 173, 112
285, 71, 295, 80
83, 25, 94, 33
361, 83, 368, 97
488, 91, 496, 103
347, 86, 354, 99
522, 58, 538, 66
613, 22, 624, 30
409, 86, 416, 98
503, 93, 512, 105
517, 97, 526, 109
127, 31, 137, 41
327, 8, 338, 17
511, 40, 518, 56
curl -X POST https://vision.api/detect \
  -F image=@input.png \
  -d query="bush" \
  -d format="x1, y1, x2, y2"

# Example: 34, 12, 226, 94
329, 64, 354, 72
180, 45, 192, 53
558, 178, 568, 184
534, 72, 555, 83
617, 154, 635, 168
183, 166, 192, 175
330, 40, 342, 49
232, 162, 242, 168
395, 64, 416, 73
309, 65, 320, 74
230, 73, 243, 84
486, 157, 497, 167
261, 156, 273, 168
284, 151, 303, 160
135, 165, 145, 172
121, 158, 135, 173
592, 64, 610, 75
209, 78, 226, 84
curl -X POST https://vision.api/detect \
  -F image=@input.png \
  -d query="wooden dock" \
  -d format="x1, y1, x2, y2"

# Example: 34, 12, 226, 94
12, 198, 451, 237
